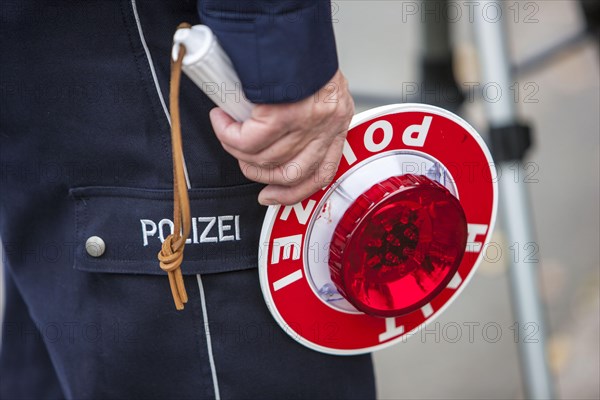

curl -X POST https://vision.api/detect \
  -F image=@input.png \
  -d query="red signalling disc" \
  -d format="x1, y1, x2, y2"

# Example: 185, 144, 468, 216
259, 104, 498, 355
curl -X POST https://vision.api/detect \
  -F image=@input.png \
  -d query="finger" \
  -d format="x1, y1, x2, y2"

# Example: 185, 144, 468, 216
238, 159, 317, 187
250, 124, 331, 165
237, 135, 337, 186
210, 107, 287, 155
226, 130, 330, 172
220, 136, 304, 166
209, 107, 243, 146
257, 171, 321, 206
257, 134, 345, 205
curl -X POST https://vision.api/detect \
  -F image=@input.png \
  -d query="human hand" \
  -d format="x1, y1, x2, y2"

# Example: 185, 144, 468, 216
209, 69, 354, 206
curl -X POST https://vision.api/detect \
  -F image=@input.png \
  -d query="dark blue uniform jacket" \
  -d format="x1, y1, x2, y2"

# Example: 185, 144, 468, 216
0, 1, 375, 399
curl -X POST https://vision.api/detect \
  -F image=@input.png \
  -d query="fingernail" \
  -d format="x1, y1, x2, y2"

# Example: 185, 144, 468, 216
259, 198, 278, 206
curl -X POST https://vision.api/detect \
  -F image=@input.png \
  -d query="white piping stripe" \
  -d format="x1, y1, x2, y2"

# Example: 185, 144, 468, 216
196, 275, 221, 400
131, 0, 170, 125
0, 242, 5, 350
130, 0, 191, 189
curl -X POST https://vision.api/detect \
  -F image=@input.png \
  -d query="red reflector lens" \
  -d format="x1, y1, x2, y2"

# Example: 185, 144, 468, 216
329, 174, 468, 317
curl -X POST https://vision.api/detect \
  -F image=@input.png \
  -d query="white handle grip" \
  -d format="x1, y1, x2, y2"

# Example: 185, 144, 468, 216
172, 25, 254, 122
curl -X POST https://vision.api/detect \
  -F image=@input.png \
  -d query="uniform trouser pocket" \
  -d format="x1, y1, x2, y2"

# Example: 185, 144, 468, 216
70, 183, 266, 276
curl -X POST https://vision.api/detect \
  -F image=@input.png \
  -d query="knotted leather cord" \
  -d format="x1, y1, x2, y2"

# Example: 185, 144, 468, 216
158, 24, 192, 310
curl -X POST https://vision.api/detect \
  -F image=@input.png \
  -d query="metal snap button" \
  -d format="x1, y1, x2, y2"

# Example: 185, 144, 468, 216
85, 236, 106, 257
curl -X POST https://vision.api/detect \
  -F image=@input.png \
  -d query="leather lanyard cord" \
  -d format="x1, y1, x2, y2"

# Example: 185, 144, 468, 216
158, 25, 192, 310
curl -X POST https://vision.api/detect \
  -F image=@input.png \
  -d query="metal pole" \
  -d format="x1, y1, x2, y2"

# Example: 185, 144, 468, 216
472, 2, 555, 398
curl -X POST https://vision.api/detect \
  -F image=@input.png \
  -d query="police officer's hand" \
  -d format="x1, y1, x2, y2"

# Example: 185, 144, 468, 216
209, 70, 353, 206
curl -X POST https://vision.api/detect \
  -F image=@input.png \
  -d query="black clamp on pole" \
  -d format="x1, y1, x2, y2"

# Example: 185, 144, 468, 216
489, 123, 534, 163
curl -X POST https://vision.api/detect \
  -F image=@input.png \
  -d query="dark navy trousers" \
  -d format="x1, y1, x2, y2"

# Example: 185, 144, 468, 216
0, 1, 375, 398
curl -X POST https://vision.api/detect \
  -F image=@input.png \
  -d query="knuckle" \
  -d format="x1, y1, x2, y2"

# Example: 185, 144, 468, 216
320, 169, 336, 186
237, 139, 263, 155
279, 162, 305, 186
239, 162, 263, 182
315, 158, 340, 187
269, 117, 287, 134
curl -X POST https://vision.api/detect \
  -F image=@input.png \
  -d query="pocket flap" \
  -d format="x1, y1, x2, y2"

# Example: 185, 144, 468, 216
70, 184, 266, 275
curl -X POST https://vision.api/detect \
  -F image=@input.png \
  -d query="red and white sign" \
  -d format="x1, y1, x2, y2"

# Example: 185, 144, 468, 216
259, 104, 498, 355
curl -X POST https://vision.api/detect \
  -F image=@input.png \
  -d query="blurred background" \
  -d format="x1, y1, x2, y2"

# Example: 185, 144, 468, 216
1, 1, 598, 399
332, 0, 599, 399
